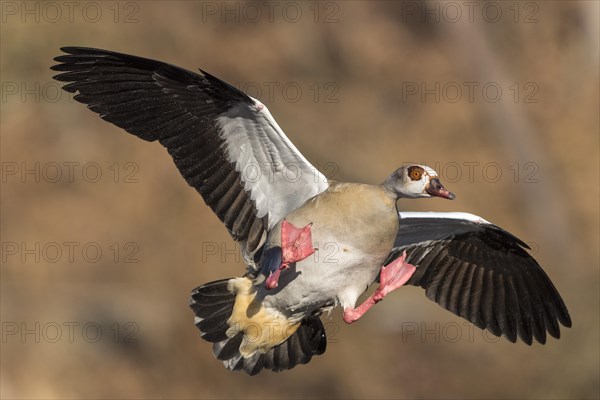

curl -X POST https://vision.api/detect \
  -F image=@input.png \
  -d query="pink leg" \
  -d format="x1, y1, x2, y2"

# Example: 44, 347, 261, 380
343, 251, 416, 323
266, 220, 317, 289
343, 297, 378, 324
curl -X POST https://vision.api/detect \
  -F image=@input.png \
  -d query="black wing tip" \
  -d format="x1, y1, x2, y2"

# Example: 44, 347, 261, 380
60, 46, 88, 52
510, 298, 571, 344
59, 46, 89, 54
520, 333, 533, 346
52, 46, 167, 71
53, 46, 111, 62
51, 46, 112, 74
58, 46, 119, 55
485, 322, 569, 345
561, 315, 573, 328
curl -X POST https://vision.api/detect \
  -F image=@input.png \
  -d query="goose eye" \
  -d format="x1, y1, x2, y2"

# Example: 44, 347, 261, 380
408, 167, 423, 181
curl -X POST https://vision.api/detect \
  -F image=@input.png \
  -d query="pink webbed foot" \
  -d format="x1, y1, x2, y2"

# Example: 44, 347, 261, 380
343, 251, 416, 323
266, 219, 317, 290
372, 251, 416, 302
281, 220, 317, 263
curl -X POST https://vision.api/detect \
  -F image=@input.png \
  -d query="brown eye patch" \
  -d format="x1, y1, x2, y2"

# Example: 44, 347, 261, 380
407, 166, 424, 181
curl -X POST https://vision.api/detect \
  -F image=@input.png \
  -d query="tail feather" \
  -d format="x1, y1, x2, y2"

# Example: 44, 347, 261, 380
190, 279, 235, 338
190, 278, 327, 375
214, 332, 244, 361
196, 299, 235, 318
201, 326, 229, 343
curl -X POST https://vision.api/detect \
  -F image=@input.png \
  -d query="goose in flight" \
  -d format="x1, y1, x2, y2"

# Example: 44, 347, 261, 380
52, 47, 571, 375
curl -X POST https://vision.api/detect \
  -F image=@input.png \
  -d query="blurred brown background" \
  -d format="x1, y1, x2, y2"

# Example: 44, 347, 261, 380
1, 1, 598, 399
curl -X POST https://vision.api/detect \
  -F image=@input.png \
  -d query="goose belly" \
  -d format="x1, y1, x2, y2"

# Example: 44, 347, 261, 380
260, 235, 390, 318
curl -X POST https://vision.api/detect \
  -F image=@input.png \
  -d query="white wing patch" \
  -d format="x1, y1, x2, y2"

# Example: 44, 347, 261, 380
217, 98, 329, 229
399, 211, 491, 224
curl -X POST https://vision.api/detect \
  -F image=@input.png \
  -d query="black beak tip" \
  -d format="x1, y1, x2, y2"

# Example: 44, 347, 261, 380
448, 192, 456, 200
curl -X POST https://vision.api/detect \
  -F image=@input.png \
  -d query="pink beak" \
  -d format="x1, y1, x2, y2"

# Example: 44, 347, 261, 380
426, 178, 455, 200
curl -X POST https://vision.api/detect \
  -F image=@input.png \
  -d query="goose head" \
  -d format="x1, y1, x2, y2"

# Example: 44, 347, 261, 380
382, 165, 455, 200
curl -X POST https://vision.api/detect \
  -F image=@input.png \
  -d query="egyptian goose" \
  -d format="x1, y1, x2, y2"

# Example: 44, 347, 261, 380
52, 47, 571, 375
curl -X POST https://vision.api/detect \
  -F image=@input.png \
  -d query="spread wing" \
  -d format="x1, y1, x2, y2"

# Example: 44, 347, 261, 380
386, 212, 571, 344
52, 47, 329, 268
